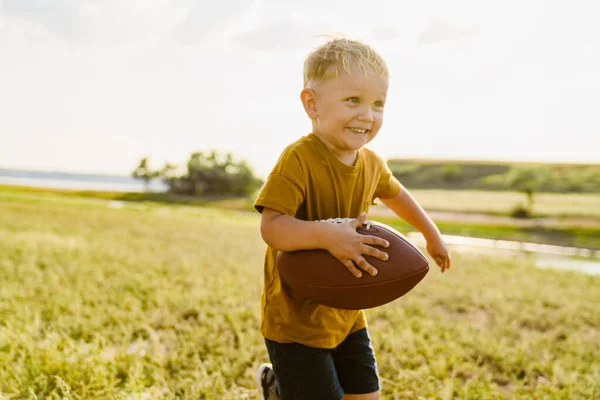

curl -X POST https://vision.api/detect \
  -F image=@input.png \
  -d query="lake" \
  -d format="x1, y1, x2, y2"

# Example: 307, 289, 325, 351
0, 168, 168, 192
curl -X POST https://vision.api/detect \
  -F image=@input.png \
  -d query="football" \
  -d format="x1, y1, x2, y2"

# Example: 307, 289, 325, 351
275, 220, 429, 310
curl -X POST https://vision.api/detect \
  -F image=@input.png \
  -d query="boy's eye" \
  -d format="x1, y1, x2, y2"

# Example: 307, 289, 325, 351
346, 97, 359, 104
374, 101, 385, 108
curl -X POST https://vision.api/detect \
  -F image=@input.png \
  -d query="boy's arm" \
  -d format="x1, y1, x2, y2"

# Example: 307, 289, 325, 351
260, 207, 331, 252
380, 185, 451, 272
260, 207, 390, 278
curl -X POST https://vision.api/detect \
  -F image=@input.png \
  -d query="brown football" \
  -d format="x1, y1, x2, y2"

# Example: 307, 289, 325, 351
275, 220, 429, 310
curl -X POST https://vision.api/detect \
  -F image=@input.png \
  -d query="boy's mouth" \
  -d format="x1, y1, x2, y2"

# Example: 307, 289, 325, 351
348, 127, 369, 134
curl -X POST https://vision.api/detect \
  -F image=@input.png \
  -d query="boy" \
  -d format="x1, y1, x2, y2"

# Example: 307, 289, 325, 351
253, 38, 451, 400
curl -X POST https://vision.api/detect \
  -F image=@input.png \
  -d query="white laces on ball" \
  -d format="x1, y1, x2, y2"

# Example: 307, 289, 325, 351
318, 217, 372, 230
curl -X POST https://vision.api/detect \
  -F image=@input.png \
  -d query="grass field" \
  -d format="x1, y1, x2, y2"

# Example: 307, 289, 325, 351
1, 193, 599, 399
403, 190, 600, 219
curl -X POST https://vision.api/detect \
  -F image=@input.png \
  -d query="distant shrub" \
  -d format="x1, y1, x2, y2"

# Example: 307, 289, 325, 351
477, 174, 506, 189
440, 164, 463, 182
390, 164, 421, 177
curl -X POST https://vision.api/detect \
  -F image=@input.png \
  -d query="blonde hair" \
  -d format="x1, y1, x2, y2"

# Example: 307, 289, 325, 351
303, 36, 389, 88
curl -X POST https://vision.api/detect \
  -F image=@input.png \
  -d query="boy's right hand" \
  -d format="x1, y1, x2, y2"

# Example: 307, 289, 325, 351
323, 212, 390, 278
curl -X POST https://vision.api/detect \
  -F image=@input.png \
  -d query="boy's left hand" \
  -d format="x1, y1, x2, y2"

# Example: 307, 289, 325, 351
426, 236, 451, 273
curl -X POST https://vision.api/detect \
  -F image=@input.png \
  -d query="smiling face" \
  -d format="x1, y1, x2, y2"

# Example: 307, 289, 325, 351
301, 66, 389, 164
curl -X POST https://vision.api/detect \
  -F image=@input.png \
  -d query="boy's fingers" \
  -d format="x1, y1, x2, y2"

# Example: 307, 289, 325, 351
434, 255, 444, 269
436, 255, 450, 272
355, 256, 378, 277
363, 235, 389, 248
353, 212, 367, 228
360, 244, 388, 262
440, 254, 450, 270
341, 259, 363, 278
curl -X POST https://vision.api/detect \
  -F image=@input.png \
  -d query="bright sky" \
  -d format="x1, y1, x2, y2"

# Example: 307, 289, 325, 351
1, 0, 599, 179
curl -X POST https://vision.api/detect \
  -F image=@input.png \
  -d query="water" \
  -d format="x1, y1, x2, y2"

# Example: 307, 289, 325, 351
407, 232, 600, 276
0, 168, 168, 192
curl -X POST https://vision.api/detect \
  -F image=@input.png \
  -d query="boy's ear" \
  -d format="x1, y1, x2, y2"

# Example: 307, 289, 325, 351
300, 88, 318, 119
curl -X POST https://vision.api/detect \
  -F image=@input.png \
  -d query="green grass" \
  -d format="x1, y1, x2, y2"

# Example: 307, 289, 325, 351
1, 192, 599, 399
406, 190, 600, 219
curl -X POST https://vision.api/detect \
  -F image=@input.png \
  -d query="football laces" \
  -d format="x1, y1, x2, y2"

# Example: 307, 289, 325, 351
318, 217, 372, 230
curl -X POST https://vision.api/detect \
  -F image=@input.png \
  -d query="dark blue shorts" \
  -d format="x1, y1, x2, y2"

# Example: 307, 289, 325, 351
264, 328, 380, 400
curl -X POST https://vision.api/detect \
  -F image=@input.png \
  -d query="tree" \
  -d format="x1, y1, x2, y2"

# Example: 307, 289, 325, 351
153, 150, 262, 197
185, 150, 262, 196
505, 166, 549, 216
158, 162, 183, 192
131, 157, 158, 191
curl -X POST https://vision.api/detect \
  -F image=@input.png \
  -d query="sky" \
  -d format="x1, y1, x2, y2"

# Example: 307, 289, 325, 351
1, 0, 599, 179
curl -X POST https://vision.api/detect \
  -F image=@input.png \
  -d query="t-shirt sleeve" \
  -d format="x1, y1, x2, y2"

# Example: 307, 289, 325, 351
373, 155, 402, 201
253, 148, 306, 216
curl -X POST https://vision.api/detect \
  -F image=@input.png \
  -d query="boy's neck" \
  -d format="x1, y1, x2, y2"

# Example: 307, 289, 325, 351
312, 132, 358, 166
337, 151, 358, 167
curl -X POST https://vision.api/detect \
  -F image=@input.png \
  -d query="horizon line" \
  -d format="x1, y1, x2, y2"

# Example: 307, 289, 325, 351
2, 156, 600, 178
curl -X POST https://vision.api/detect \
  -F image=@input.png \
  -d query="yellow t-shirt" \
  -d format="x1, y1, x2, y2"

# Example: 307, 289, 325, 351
254, 133, 401, 349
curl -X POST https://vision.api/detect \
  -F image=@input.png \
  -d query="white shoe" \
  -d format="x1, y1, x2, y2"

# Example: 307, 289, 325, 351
255, 363, 279, 400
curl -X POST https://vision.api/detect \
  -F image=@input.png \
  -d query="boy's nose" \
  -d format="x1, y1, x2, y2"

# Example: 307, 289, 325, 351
358, 108, 374, 122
